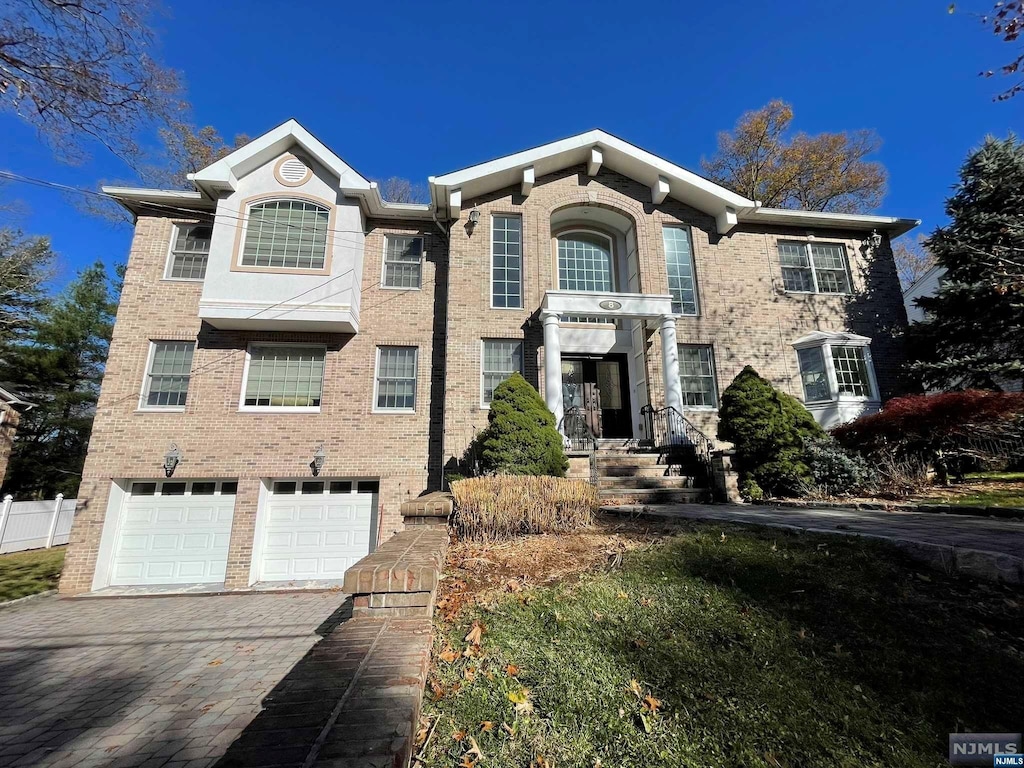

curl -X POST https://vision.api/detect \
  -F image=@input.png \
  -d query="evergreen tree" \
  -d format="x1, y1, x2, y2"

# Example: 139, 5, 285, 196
2, 261, 119, 497
717, 366, 826, 499
479, 373, 568, 477
909, 136, 1024, 390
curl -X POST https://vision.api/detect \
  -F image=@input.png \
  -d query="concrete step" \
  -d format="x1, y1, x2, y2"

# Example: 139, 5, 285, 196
598, 487, 708, 503
599, 463, 681, 478
595, 453, 664, 466
598, 476, 700, 489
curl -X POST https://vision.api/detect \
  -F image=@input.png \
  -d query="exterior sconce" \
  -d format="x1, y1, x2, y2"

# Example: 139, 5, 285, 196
163, 444, 182, 478
310, 444, 326, 477
468, 208, 481, 226
868, 229, 883, 251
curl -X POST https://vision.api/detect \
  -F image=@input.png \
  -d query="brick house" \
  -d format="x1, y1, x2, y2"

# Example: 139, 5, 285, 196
0, 383, 34, 491
59, 120, 917, 595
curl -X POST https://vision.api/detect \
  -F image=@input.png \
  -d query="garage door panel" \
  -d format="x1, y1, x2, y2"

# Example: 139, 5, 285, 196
257, 485, 374, 582
109, 483, 235, 587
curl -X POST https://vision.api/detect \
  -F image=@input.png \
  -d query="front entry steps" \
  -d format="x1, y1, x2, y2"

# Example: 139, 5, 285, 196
591, 442, 711, 504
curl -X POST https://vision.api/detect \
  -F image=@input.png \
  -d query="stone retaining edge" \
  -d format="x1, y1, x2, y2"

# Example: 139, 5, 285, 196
762, 499, 1024, 519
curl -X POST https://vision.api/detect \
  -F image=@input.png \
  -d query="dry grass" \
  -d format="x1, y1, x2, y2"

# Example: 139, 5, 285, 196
450, 475, 598, 542
435, 516, 680, 621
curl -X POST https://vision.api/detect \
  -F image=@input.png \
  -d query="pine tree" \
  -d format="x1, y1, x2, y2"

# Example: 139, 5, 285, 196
2, 261, 118, 497
909, 136, 1024, 390
479, 373, 568, 477
717, 366, 826, 499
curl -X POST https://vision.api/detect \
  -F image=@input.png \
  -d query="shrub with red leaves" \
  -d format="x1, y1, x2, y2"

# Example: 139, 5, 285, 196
834, 391, 1024, 447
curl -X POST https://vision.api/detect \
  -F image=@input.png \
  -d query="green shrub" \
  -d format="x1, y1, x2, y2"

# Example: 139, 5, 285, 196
450, 475, 597, 541
805, 438, 877, 497
717, 365, 826, 499
479, 373, 568, 477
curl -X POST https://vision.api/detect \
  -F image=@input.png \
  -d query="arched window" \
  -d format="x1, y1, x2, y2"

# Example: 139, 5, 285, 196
557, 231, 615, 292
241, 199, 330, 270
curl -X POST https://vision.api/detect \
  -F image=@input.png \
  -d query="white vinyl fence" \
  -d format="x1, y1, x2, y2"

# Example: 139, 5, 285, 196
0, 494, 77, 554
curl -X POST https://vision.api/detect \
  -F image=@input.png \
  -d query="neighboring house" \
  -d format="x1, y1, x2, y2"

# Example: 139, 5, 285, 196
0, 383, 34, 491
903, 263, 945, 324
59, 120, 917, 595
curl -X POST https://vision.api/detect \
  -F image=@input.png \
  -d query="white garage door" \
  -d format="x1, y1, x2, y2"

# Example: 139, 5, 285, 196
256, 479, 376, 583
109, 480, 237, 586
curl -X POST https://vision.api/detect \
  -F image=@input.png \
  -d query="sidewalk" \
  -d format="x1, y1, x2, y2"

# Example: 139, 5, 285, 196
604, 503, 1024, 584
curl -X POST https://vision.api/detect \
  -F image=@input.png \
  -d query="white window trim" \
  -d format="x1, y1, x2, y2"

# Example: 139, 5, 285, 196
480, 338, 524, 408
238, 342, 326, 414
793, 336, 880, 404
372, 346, 418, 414
163, 222, 210, 282
662, 225, 700, 318
556, 229, 617, 293
677, 343, 719, 411
138, 340, 194, 413
490, 213, 524, 310
380, 234, 425, 291
237, 197, 331, 271
779, 240, 853, 296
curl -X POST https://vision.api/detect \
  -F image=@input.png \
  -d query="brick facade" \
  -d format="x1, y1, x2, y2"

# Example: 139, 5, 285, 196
60, 132, 910, 595
0, 403, 20, 492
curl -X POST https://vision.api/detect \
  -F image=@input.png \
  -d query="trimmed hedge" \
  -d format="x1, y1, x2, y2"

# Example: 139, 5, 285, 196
450, 475, 597, 541
718, 365, 826, 499
479, 373, 568, 477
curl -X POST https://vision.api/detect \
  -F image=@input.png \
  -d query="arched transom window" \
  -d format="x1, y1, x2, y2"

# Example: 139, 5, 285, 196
557, 231, 615, 292
241, 199, 330, 270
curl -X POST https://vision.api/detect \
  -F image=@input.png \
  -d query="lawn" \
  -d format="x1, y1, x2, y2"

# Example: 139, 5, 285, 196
419, 519, 1024, 767
0, 547, 65, 602
921, 470, 1024, 507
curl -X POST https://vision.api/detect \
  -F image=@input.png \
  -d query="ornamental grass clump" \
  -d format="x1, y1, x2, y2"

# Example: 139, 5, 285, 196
450, 475, 598, 541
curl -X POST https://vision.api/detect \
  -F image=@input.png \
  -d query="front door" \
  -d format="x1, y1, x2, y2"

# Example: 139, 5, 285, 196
562, 355, 632, 438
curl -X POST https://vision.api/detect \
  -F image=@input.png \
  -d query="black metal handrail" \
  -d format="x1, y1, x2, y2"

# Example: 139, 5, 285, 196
640, 404, 715, 487
561, 405, 599, 484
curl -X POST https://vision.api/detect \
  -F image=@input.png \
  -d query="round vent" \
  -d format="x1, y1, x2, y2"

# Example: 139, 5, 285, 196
276, 155, 311, 186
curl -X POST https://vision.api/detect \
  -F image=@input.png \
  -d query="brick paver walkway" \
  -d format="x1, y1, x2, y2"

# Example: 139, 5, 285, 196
0, 592, 346, 768
612, 502, 1024, 557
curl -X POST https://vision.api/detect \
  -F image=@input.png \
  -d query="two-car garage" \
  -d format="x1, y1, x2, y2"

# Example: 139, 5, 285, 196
101, 478, 377, 590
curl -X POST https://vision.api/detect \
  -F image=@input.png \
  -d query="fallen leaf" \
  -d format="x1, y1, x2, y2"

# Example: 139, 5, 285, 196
643, 694, 662, 712
638, 597, 653, 607
429, 680, 445, 700
639, 710, 653, 733
797, 628, 807, 640
458, 756, 476, 768
502, 721, 515, 735
463, 645, 481, 659
207, 659, 223, 667
463, 667, 476, 682
466, 736, 485, 761
453, 728, 467, 742
506, 663, 520, 677
627, 679, 643, 698
465, 621, 484, 646
508, 689, 528, 704
720, 532, 727, 542
592, 611, 605, 621
480, 721, 494, 732
617, 591, 629, 600
631, 638, 649, 649
438, 647, 459, 663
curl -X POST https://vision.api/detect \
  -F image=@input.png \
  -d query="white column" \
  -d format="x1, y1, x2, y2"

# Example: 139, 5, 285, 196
660, 315, 684, 413
46, 493, 64, 549
541, 310, 564, 429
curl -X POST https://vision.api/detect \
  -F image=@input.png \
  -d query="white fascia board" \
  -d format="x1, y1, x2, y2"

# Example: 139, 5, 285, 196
191, 118, 373, 194
792, 330, 873, 348
747, 207, 920, 237
101, 186, 216, 215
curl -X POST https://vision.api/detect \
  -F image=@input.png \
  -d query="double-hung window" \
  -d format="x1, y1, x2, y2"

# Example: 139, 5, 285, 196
662, 227, 698, 315
382, 235, 423, 289
374, 346, 417, 411
242, 345, 325, 410
166, 224, 211, 280
778, 241, 852, 294
481, 340, 523, 405
794, 333, 878, 405
240, 199, 330, 270
142, 341, 195, 410
492, 215, 522, 308
678, 345, 718, 408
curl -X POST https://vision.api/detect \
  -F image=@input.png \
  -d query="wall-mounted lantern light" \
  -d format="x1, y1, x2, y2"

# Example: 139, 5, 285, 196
163, 444, 182, 478
468, 208, 481, 226
310, 444, 326, 477
868, 229, 883, 251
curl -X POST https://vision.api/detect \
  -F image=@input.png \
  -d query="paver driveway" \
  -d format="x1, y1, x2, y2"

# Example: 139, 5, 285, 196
0, 591, 347, 768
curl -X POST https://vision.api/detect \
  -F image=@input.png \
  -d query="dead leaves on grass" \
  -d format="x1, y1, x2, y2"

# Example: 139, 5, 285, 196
626, 678, 664, 734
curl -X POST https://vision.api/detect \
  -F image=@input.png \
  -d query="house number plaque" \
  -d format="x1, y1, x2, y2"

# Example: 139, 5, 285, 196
598, 300, 622, 310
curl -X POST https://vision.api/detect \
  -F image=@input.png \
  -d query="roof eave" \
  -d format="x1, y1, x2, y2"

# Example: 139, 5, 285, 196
744, 208, 920, 238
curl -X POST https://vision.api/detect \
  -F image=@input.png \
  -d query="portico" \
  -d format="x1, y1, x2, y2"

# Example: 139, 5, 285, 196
540, 290, 685, 441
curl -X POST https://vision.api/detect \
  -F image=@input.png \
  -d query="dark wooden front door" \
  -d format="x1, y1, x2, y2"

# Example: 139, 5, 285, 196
561, 355, 632, 438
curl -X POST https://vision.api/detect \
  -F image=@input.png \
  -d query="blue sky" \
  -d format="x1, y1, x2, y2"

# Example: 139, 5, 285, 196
0, 0, 1021, 288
